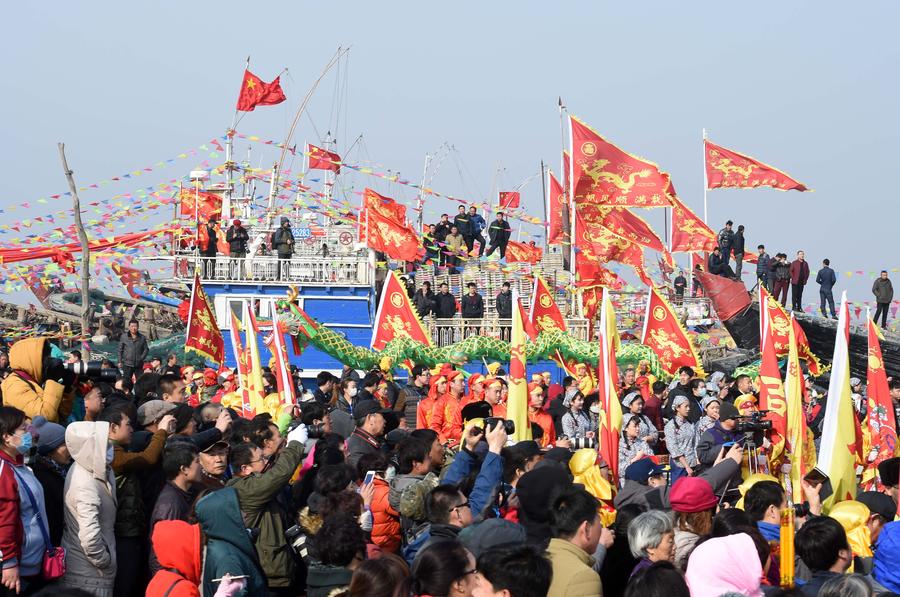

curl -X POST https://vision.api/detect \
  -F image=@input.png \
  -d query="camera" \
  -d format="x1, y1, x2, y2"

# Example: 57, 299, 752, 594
792, 502, 810, 518
734, 411, 773, 434
285, 524, 310, 558
65, 361, 118, 383
306, 422, 326, 439
569, 437, 598, 450
483, 417, 515, 435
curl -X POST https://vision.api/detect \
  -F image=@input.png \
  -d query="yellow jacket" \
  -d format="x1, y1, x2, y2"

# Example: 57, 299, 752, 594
0, 338, 74, 422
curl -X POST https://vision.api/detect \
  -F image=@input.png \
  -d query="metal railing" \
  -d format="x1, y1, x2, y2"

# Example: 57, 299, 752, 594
422, 317, 591, 347
172, 254, 371, 286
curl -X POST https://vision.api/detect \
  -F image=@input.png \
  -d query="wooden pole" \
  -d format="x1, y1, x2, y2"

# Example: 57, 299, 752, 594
58, 143, 92, 349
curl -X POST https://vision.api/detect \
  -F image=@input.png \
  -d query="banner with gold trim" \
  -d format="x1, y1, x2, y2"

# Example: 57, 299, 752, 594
705, 140, 809, 191
371, 270, 433, 350
185, 273, 225, 365
862, 315, 897, 490
639, 285, 702, 375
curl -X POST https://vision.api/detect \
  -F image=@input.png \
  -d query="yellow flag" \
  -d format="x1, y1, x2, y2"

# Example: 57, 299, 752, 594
598, 290, 622, 480
818, 292, 857, 510
242, 302, 267, 415
507, 288, 531, 442
785, 314, 815, 501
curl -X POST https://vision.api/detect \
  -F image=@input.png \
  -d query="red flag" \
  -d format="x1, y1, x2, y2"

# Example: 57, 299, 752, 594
372, 270, 432, 350
236, 69, 287, 112
863, 316, 897, 490
499, 191, 520, 209
570, 115, 673, 208
179, 188, 222, 221
360, 188, 407, 245
705, 140, 808, 191
670, 195, 717, 253
547, 170, 566, 245
640, 286, 703, 375
110, 262, 146, 299
185, 273, 225, 364
366, 207, 421, 262
530, 276, 567, 333
505, 241, 542, 264
759, 286, 825, 375
575, 209, 650, 286
307, 144, 341, 173
586, 203, 669, 258
759, 292, 788, 464
517, 300, 539, 341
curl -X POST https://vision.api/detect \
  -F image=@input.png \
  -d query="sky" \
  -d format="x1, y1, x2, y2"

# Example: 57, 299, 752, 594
3, 1, 899, 311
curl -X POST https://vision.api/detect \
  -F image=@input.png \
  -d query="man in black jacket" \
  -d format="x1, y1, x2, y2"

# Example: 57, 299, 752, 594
460, 282, 484, 319
495, 282, 512, 318
708, 247, 734, 278
453, 205, 472, 252
485, 213, 512, 259
433, 214, 452, 266
413, 281, 436, 318
225, 219, 250, 280
732, 224, 746, 279
816, 258, 838, 319
434, 283, 457, 319
119, 320, 149, 382
271, 217, 295, 280
717, 220, 734, 265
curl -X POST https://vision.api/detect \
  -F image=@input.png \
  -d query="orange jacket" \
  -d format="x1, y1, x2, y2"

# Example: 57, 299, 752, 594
529, 410, 556, 448
369, 478, 400, 553
449, 394, 478, 441
146, 520, 201, 597
430, 394, 462, 445
416, 395, 436, 430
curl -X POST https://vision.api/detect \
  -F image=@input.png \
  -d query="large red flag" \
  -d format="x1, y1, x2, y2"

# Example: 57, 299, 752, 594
307, 144, 342, 173
505, 241, 542, 264
372, 270, 432, 350
575, 209, 651, 286
360, 188, 408, 245
366, 209, 421, 262
758, 290, 788, 464
863, 316, 897, 490
547, 170, 566, 245
236, 69, 287, 112
640, 286, 702, 375
179, 188, 222, 221
185, 273, 225, 364
670, 195, 717, 253
705, 140, 808, 191
570, 115, 673, 208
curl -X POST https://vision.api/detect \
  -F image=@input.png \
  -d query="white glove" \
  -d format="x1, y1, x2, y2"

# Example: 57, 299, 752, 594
286, 423, 309, 446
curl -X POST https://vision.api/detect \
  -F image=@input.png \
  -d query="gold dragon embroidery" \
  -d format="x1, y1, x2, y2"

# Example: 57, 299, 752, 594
648, 329, 689, 359
581, 159, 652, 195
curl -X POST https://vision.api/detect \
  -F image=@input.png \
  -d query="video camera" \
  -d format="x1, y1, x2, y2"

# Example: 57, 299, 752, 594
64, 361, 119, 383
733, 410, 773, 434
482, 417, 515, 435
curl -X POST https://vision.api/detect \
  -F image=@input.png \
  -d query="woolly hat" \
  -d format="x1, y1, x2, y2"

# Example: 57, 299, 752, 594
670, 477, 717, 513
32, 416, 66, 455
719, 401, 740, 421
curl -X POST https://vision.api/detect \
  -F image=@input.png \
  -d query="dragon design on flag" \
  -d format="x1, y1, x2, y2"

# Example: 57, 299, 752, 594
581, 159, 652, 194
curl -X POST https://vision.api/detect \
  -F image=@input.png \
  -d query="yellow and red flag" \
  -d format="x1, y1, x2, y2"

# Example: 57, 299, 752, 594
598, 290, 623, 481
179, 187, 222, 221
819, 293, 860, 508
705, 140, 809, 192
670, 195, 718, 253
547, 169, 566, 246
588, 204, 669, 258
371, 270, 432, 351
569, 115, 673, 208
263, 305, 297, 407
863, 314, 898, 491
110, 262, 146, 300
640, 286, 702, 375
185, 273, 225, 365
507, 288, 531, 442
307, 144, 341, 173
760, 286, 825, 376
517, 300, 539, 341
530, 276, 566, 333
575, 209, 650, 286
236, 69, 287, 112
505, 241, 543, 264
242, 303, 267, 415
758, 290, 788, 465
785, 313, 818, 502
365, 208, 421, 262
228, 311, 254, 418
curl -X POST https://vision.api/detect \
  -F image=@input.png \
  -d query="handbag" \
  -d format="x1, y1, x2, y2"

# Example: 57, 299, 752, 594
9, 463, 66, 580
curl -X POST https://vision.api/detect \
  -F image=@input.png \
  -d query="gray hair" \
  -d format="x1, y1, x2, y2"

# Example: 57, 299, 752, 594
820, 574, 874, 597
627, 510, 674, 559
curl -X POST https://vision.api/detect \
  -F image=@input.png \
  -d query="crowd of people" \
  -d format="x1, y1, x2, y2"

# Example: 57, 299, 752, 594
0, 329, 898, 597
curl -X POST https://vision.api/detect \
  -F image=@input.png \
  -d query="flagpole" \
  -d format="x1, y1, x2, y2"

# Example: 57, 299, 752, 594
702, 128, 709, 224
540, 160, 548, 252
566, 114, 578, 317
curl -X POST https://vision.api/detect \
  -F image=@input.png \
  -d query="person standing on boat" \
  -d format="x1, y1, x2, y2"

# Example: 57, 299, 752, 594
226, 219, 249, 280
467, 206, 487, 258
200, 215, 218, 279
453, 205, 472, 254
485, 212, 512, 259
816, 258, 838, 319
118, 320, 149, 384
789, 250, 810, 312
873, 270, 894, 328
433, 214, 452, 266
756, 244, 771, 291
271, 216, 295, 280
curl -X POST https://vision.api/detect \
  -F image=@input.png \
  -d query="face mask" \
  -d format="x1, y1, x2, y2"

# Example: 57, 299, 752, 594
349, 388, 358, 398
106, 446, 115, 464
15, 431, 32, 455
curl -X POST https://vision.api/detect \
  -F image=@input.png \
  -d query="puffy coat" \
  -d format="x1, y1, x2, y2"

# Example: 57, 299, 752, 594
118, 330, 149, 368
146, 520, 200, 597
226, 440, 304, 589
370, 477, 401, 552
225, 225, 249, 254
271, 220, 295, 256
196, 488, 267, 597
0, 338, 74, 423
546, 537, 602, 596
0, 450, 51, 578
61, 421, 118, 594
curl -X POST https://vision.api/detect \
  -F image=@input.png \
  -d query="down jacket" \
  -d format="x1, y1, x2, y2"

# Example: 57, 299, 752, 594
0, 338, 74, 423
61, 421, 117, 595
146, 520, 201, 597
370, 477, 401, 552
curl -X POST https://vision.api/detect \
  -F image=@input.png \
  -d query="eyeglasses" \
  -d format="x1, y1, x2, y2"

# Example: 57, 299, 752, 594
452, 501, 470, 511
462, 568, 477, 577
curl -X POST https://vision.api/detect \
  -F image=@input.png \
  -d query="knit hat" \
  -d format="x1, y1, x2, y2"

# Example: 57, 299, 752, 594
719, 401, 740, 421
32, 416, 66, 455
670, 477, 717, 513
621, 391, 642, 409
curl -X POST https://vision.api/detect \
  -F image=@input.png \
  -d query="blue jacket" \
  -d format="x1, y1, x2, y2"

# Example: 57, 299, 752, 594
470, 214, 486, 235
816, 267, 837, 291
443, 450, 503, 517
756, 252, 771, 276
874, 521, 900, 593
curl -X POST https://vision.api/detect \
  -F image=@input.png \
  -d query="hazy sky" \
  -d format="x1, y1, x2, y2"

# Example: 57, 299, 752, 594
4, 1, 899, 309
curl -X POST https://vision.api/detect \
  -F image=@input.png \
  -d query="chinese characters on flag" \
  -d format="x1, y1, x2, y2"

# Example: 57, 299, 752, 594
705, 140, 808, 191
640, 286, 702, 375
185, 273, 225, 365
371, 270, 433, 351
862, 316, 897, 490
236, 69, 287, 112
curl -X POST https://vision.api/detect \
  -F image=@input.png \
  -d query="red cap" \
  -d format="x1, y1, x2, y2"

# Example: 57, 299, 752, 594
233, 219, 241, 226
670, 477, 717, 513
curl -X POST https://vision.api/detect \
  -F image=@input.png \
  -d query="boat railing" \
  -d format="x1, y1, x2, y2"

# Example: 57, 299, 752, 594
422, 316, 591, 347
172, 253, 371, 286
